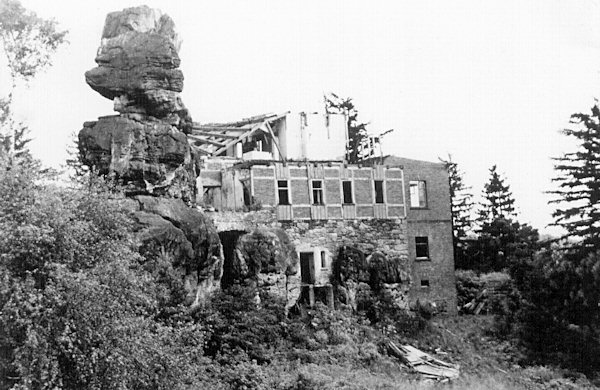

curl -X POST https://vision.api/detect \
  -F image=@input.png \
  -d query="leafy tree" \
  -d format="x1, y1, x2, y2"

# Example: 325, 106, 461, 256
550, 102, 600, 253
324, 92, 377, 163
477, 165, 516, 224
440, 155, 474, 267
0, 159, 208, 389
0, 0, 67, 164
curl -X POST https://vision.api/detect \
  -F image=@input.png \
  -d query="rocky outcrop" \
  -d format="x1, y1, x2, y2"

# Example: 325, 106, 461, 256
79, 115, 196, 201
85, 5, 191, 128
336, 247, 410, 311
228, 228, 300, 310
80, 5, 195, 201
133, 196, 222, 306
79, 6, 221, 308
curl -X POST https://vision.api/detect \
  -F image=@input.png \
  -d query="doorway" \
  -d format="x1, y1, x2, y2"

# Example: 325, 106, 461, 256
219, 230, 246, 288
299, 252, 315, 285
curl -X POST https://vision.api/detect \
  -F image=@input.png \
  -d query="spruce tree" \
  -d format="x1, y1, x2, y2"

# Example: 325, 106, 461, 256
440, 155, 474, 268
550, 102, 600, 252
478, 165, 516, 224
440, 155, 474, 239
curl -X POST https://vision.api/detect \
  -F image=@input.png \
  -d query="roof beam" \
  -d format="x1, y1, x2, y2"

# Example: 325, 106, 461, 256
191, 130, 240, 139
188, 135, 227, 147
191, 125, 252, 132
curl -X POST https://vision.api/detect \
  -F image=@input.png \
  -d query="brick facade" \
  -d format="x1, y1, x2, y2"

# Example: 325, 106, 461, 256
202, 156, 458, 314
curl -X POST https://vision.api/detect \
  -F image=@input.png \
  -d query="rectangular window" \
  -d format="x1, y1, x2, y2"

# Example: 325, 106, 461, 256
320, 251, 327, 268
278, 180, 290, 205
409, 180, 427, 208
312, 180, 324, 205
415, 236, 429, 259
374, 180, 384, 204
420, 279, 430, 288
342, 181, 353, 204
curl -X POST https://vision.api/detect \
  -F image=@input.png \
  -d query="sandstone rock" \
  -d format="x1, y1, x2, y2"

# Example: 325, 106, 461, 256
85, 5, 190, 128
133, 196, 222, 306
79, 115, 196, 202
335, 247, 411, 311
235, 228, 299, 279
230, 228, 300, 311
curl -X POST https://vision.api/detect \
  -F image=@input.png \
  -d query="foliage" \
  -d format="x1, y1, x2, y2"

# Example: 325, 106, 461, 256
440, 155, 474, 267
477, 165, 516, 224
508, 247, 600, 373
324, 92, 377, 163
0, 0, 67, 85
472, 218, 540, 272
549, 101, 600, 253
0, 161, 208, 389
0, 0, 67, 166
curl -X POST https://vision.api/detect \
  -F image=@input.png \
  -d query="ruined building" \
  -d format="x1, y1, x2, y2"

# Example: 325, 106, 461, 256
78, 5, 457, 315
191, 112, 458, 314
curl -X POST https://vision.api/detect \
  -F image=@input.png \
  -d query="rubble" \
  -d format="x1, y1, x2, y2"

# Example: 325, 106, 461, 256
388, 341, 460, 381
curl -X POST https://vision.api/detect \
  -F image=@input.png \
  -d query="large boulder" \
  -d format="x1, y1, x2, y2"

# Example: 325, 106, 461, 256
133, 196, 222, 306
85, 5, 191, 129
335, 247, 411, 310
79, 115, 196, 202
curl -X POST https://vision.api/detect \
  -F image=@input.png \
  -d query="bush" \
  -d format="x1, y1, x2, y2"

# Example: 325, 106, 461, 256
0, 167, 209, 389
509, 248, 600, 374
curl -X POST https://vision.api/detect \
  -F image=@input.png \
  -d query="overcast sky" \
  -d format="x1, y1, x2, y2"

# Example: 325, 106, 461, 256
5, 0, 600, 234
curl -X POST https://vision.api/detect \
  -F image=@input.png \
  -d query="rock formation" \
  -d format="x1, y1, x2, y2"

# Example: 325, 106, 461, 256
336, 246, 410, 311
78, 6, 220, 307
79, 5, 195, 201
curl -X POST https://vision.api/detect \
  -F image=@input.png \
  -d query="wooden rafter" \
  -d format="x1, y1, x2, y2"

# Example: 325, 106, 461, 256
191, 130, 241, 139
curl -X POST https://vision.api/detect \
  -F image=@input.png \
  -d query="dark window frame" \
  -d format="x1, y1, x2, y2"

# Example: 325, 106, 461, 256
278, 180, 290, 205
342, 180, 354, 204
312, 180, 324, 205
374, 180, 385, 204
415, 236, 430, 260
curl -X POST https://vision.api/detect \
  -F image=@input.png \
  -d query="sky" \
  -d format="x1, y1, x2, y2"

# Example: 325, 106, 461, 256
4, 0, 600, 234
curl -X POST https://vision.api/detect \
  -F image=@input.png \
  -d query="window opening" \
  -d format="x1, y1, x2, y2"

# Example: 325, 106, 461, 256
312, 180, 324, 205
278, 180, 290, 205
342, 180, 353, 204
420, 279, 430, 288
409, 181, 427, 208
415, 236, 429, 259
374, 180, 384, 204
320, 251, 327, 268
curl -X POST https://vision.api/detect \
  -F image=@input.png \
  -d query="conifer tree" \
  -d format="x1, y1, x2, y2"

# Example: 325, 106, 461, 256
550, 101, 600, 252
478, 165, 516, 224
324, 92, 376, 163
440, 155, 474, 239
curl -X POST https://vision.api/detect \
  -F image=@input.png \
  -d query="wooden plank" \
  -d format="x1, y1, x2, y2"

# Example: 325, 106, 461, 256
212, 123, 263, 156
189, 145, 213, 155
265, 121, 285, 160
188, 135, 227, 147
191, 130, 241, 139
310, 205, 327, 220
342, 204, 356, 219
277, 205, 293, 220
374, 204, 387, 219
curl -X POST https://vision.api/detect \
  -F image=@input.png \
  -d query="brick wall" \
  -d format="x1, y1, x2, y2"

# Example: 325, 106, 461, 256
379, 156, 458, 314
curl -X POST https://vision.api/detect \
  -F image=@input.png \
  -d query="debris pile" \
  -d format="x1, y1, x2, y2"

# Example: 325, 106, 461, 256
388, 341, 460, 381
